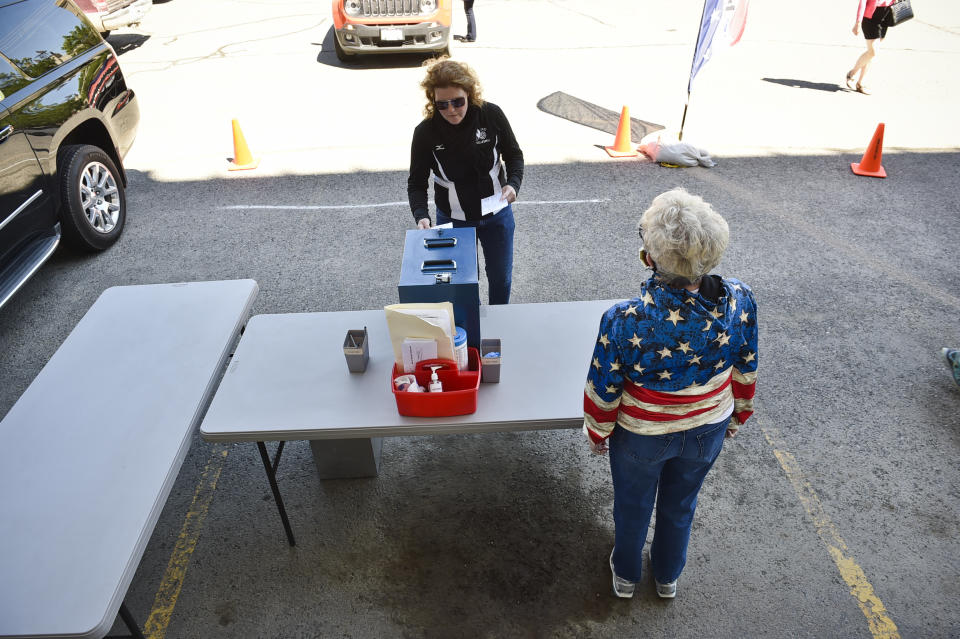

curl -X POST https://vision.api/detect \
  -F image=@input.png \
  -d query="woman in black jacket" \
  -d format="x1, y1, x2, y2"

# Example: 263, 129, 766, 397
407, 59, 524, 305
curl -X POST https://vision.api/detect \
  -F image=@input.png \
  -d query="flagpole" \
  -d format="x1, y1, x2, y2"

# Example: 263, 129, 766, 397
681, 0, 710, 141
679, 95, 690, 141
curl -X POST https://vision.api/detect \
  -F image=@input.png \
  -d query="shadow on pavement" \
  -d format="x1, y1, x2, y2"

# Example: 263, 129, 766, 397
761, 77, 847, 93
4, 150, 960, 638
107, 33, 151, 55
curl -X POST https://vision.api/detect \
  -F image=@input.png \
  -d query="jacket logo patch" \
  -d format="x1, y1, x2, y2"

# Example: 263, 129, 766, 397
434, 144, 445, 150
475, 128, 488, 143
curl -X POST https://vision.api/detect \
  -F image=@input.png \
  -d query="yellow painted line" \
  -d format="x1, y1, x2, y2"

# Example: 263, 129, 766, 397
143, 445, 229, 639
761, 424, 900, 639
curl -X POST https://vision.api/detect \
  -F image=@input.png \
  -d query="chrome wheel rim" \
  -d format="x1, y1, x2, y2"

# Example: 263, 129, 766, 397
78, 161, 120, 233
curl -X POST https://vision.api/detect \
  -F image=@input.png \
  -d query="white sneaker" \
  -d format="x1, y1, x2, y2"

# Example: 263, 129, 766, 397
655, 579, 677, 599
609, 549, 635, 598
649, 550, 677, 598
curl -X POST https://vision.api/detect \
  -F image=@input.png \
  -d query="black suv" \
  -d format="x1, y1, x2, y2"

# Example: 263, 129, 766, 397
0, 0, 139, 309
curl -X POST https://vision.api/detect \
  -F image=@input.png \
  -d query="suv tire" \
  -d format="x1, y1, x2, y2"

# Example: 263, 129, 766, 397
58, 144, 126, 251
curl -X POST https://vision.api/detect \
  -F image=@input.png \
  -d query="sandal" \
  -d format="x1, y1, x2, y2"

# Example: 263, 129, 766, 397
856, 83, 871, 95
846, 72, 857, 90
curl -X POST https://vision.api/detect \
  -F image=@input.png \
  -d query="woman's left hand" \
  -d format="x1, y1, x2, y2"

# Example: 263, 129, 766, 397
501, 185, 517, 204
725, 428, 738, 438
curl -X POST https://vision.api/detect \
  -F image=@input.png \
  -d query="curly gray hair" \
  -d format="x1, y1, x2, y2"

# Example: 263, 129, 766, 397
639, 188, 729, 285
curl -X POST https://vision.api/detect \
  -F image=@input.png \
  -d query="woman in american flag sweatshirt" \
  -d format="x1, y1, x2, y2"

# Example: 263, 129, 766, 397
583, 188, 758, 599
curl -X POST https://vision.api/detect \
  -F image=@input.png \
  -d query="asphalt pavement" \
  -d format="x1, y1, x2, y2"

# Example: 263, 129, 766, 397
1, 0, 958, 637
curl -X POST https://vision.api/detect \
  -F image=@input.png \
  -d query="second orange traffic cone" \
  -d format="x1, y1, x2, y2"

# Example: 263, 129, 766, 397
605, 106, 638, 158
851, 123, 886, 178
229, 119, 259, 171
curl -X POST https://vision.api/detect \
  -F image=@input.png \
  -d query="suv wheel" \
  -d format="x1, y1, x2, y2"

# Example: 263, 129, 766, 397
59, 144, 126, 251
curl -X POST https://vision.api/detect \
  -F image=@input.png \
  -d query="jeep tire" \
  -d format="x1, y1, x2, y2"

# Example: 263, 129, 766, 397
58, 144, 126, 251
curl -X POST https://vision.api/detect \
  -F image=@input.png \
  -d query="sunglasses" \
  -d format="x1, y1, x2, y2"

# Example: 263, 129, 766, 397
435, 96, 466, 111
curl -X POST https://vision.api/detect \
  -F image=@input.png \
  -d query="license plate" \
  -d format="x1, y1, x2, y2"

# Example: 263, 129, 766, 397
380, 28, 403, 42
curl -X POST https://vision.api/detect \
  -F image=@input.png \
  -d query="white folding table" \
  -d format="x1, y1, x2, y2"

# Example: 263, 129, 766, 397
0, 279, 258, 639
200, 299, 617, 545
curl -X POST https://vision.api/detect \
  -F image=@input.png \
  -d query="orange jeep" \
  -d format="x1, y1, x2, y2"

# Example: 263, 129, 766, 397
332, 0, 451, 61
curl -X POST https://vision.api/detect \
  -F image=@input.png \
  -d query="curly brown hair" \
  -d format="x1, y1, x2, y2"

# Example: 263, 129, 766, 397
420, 57, 484, 119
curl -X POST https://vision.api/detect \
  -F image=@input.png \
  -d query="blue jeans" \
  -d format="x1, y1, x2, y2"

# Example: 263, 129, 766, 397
609, 419, 728, 583
436, 204, 514, 305
464, 0, 476, 40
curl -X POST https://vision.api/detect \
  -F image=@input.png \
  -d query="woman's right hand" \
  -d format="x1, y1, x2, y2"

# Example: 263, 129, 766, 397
852, 22, 860, 36
417, 218, 432, 230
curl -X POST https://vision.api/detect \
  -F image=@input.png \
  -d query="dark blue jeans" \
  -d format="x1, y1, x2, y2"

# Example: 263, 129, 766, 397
464, 0, 476, 40
436, 204, 514, 305
608, 419, 729, 583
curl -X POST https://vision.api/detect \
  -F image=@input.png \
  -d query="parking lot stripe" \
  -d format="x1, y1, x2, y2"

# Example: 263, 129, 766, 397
217, 198, 610, 211
762, 423, 900, 639
143, 445, 229, 639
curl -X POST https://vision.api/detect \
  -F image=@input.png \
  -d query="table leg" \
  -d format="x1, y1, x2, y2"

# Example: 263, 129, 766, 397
256, 441, 296, 546
105, 602, 145, 639
310, 437, 383, 478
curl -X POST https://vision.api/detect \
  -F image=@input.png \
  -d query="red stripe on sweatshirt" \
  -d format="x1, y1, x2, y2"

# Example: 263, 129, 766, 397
732, 379, 756, 399
584, 395, 618, 423
619, 403, 716, 423
623, 378, 731, 405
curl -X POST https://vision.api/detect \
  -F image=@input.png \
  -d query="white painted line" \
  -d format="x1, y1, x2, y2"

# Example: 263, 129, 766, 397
218, 198, 610, 211
219, 202, 408, 210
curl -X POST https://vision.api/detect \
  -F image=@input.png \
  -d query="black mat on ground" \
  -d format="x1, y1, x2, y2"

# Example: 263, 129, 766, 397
536, 91, 664, 142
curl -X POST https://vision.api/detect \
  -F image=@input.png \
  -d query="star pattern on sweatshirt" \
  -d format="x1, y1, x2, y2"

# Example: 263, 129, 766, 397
677, 341, 692, 354
743, 351, 756, 364
657, 347, 673, 359
641, 291, 655, 307
658, 371, 673, 380
666, 308, 684, 326
628, 333, 643, 348
598, 333, 610, 348
740, 310, 749, 323
623, 305, 638, 317
714, 332, 731, 347
609, 360, 621, 372
592, 357, 601, 370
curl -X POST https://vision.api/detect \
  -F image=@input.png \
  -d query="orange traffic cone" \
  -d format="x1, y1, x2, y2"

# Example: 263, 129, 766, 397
604, 106, 638, 158
229, 119, 259, 171
851, 123, 886, 178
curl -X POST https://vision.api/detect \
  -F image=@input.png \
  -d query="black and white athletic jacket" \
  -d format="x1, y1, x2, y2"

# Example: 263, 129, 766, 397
407, 101, 524, 223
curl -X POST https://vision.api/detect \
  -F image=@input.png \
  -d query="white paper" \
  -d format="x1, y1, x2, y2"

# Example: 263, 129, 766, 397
402, 338, 438, 374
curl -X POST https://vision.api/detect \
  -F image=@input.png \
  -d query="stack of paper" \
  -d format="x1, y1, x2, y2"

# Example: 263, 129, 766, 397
384, 303, 457, 371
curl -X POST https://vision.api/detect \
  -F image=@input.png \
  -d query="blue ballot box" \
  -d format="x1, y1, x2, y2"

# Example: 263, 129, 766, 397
399, 227, 481, 349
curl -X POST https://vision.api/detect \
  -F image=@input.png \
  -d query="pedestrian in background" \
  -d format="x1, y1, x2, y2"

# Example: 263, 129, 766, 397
583, 188, 758, 599
847, 0, 896, 94
407, 58, 523, 305
455, 0, 476, 42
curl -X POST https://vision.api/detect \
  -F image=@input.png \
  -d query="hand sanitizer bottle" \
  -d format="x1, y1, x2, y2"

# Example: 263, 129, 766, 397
428, 365, 443, 393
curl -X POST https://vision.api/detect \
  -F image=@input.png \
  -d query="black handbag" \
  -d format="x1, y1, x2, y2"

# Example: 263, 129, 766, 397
889, 0, 914, 26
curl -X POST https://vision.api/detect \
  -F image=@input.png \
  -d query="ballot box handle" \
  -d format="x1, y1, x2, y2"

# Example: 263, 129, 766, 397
424, 237, 457, 249
421, 259, 457, 273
